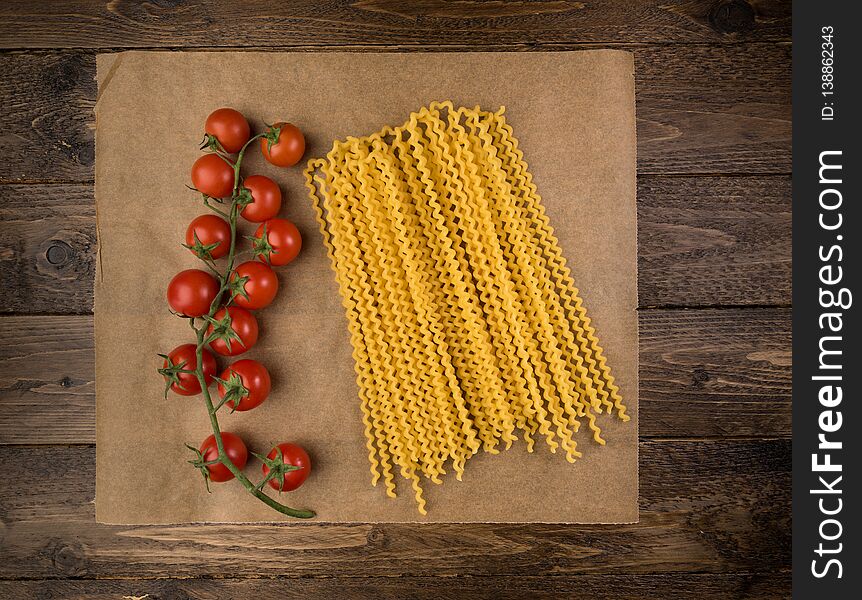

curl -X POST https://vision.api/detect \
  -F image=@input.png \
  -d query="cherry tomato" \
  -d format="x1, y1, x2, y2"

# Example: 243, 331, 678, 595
191, 153, 234, 198
167, 269, 219, 317
161, 343, 217, 396
199, 432, 248, 483
217, 359, 271, 412
230, 261, 278, 310
205, 108, 250, 154
240, 175, 282, 223
207, 306, 259, 356
185, 214, 231, 259
253, 218, 302, 266
261, 122, 305, 167
263, 443, 311, 492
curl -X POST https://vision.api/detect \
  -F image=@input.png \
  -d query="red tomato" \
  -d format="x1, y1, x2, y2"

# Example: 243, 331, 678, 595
199, 432, 248, 483
263, 443, 311, 492
167, 269, 219, 317
207, 306, 259, 356
192, 153, 235, 198
240, 175, 282, 223
217, 359, 271, 412
260, 122, 305, 167
205, 108, 250, 154
230, 261, 279, 310
161, 343, 217, 396
253, 219, 302, 266
185, 214, 231, 259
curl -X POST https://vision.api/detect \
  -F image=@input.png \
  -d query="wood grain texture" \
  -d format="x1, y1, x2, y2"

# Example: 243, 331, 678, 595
633, 43, 790, 175
0, 573, 791, 599
0, 0, 791, 49
638, 176, 791, 306
0, 176, 791, 314
0, 316, 94, 445
0, 184, 95, 314
0, 439, 790, 578
0, 53, 95, 184
639, 308, 790, 437
0, 43, 790, 184
0, 309, 790, 445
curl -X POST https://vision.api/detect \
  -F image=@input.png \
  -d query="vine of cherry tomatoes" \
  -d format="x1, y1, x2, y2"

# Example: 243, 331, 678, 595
157, 108, 314, 518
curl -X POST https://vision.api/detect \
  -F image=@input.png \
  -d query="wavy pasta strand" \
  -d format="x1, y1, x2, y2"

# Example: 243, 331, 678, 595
304, 103, 629, 512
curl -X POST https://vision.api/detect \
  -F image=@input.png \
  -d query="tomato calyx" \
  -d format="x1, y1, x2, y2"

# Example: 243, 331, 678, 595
214, 371, 250, 413
183, 230, 223, 261
200, 133, 227, 154
253, 447, 302, 492
227, 273, 251, 305
185, 443, 222, 492
157, 354, 195, 399
235, 186, 255, 210
203, 311, 243, 353
248, 222, 274, 264
263, 123, 284, 153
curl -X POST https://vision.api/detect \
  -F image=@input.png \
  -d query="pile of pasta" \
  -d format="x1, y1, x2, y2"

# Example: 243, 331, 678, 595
305, 102, 629, 514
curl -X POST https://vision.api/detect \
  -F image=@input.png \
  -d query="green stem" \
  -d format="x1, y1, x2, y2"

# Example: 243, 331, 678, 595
190, 134, 315, 520
203, 197, 229, 219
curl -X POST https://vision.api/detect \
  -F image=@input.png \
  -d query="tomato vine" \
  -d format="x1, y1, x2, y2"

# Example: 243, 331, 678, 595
159, 120, 315, 519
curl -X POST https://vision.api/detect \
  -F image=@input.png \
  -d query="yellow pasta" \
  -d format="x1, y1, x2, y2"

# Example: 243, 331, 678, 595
305, 102, 630, 514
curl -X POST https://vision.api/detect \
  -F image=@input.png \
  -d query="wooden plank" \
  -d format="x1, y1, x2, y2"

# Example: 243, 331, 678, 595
638, 176, 791, 306
0, 53, 95, 184
0, 44, 789, 184
0, 316, 94, 445
633, 44, 791, 175
0, 0, 791, 49
639, 308, 790, 437
0, 439, 790, 578
0, 309, 790, 445
0, 176, 791, 314
0, 185, 95, 314
0, 573, 791, 599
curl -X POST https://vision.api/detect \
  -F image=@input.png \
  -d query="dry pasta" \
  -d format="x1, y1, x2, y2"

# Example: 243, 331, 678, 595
304, 102, 630, 514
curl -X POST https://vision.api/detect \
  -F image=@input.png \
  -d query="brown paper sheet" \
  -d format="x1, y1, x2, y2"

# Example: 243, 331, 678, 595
95, 51, 638, 524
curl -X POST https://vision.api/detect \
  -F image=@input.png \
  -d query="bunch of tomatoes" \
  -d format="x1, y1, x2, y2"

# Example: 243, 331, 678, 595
158, 108, 313, 511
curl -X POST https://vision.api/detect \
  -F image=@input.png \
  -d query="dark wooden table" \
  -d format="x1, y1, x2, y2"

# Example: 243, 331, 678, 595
0, 1, 791, 598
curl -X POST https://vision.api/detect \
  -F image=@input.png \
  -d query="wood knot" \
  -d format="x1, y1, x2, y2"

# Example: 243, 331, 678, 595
692, 367, 710, 387
45, 241, 73, 266
76, 140, 95, 168
709, 0, 755, 34
367, 525, 384, 544
45, 539, 88, 576
46, 54, 86, 96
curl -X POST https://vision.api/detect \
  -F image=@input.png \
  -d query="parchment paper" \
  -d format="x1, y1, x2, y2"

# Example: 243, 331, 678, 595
95, 51, 638, 524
